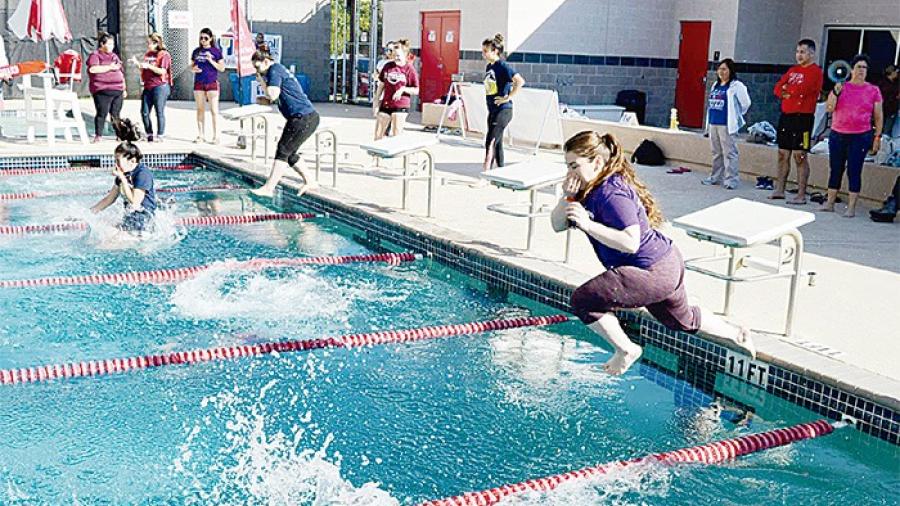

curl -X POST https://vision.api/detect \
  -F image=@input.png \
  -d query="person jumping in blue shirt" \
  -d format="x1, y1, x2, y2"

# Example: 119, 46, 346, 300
249, 51, 320, 198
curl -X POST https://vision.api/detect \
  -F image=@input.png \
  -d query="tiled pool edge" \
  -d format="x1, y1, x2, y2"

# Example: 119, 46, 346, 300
186, 152, 900, 447
3, 152, 895, 445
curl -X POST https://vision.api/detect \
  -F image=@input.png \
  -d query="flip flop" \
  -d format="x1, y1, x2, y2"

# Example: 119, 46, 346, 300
666, 167, 692, 174
767, 195, 785, 200
786, 199, 807, 205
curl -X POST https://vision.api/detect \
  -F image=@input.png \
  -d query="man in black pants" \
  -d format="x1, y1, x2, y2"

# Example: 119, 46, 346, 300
249, 51, 320, 198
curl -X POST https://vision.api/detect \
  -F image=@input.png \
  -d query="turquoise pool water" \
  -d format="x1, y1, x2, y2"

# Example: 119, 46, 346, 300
0, 165, 897, 504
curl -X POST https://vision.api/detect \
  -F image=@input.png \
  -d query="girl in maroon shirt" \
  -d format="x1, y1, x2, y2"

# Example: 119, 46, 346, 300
372, 39, 419, 140
130, 33, 171, 142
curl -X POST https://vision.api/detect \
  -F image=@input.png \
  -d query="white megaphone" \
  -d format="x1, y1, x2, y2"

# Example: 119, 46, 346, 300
827, 60, 851, 83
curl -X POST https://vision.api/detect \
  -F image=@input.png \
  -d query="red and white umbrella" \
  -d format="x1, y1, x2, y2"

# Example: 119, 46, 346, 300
230, 0, 256, 77
7, 0, 73, 63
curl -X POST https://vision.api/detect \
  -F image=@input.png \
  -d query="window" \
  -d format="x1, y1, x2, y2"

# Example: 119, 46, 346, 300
824, 27, 900, 86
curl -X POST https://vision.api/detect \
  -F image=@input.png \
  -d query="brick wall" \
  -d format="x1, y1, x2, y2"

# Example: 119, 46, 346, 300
458, 58, 677, 127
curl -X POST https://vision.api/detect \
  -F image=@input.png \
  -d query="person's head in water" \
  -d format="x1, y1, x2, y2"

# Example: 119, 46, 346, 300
199, 28, 214, 48
113, 119, 143, 173
481, 33, 504, 63
251, 50, 275, 75
564, 130, 664, 227
393, 39, 410, 65
716, 58, 736, 85
98, 32, 115, 53
795, 38, 816, 66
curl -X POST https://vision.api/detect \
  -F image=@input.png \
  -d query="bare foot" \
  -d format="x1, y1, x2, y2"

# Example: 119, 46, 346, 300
733, 327, 756, 359
296, 180, 319, 197
786, 196, 807, 205
602, 343, 643, 375
842, 209, 855, 218
818, 205, 834, 212
250, 186, 275, 198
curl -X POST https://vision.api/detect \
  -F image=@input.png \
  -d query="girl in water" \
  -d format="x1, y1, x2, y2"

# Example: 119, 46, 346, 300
91, 120, 157, 234
551, 131, 754, 375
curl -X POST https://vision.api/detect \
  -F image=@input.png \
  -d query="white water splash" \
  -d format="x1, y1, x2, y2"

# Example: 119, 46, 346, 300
175, 387, 398, 506
496, 460, 673, 506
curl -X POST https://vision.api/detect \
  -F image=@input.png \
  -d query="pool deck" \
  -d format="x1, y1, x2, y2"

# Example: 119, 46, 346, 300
2, 98, 898, 411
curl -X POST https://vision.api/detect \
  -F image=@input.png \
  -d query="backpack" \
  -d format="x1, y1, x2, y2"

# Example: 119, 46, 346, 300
631, 139, 665, 166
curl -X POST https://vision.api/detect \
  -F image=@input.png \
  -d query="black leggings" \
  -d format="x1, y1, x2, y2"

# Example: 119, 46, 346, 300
276, 112, 320, 165
485, 108, 513, 168
92, 90, 124, 136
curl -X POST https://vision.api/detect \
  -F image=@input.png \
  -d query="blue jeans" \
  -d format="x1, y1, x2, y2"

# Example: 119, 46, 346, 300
141, 84, 170, 137
828, 130, 872, 193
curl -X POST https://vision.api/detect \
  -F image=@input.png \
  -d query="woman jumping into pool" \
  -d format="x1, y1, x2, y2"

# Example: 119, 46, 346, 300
551, 131, 754, 375
482, 33, 524, 172
249, 50, 319, 198
90, 120, 157, 233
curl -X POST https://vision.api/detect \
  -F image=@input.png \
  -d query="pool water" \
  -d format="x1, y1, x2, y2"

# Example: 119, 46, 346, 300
0, 165, 897, 505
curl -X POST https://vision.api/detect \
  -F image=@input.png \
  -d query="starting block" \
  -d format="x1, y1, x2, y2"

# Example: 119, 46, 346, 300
358, 134, 438, 217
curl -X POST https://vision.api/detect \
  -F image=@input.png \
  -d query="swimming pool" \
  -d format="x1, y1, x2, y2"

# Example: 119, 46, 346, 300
0, 162, 897, 504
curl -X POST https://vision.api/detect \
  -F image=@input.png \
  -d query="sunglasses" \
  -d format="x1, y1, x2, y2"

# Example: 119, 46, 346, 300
200, 36, 210, 41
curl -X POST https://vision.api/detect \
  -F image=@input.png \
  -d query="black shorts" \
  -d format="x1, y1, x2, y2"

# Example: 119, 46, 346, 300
275, 112, 320, 163
119, 210, 154, 233
379, 107, 409, 115
776, 113, 814, 151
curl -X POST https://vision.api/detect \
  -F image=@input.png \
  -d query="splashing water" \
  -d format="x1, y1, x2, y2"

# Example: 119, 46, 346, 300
174, 384, 399, 506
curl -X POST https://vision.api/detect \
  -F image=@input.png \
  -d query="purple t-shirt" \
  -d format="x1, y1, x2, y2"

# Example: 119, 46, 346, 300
86, 50, 125, 94
191, 46, 223, 85
582, 174, 671, 269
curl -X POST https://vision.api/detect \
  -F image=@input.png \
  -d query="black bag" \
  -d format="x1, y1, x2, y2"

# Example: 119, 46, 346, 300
631, 139, 665, 166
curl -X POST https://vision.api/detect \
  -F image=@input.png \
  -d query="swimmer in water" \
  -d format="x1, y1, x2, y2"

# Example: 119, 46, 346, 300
90, 119, 157, 234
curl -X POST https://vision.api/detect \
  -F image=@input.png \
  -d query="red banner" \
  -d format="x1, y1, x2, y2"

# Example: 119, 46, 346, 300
230, 0, 256, 77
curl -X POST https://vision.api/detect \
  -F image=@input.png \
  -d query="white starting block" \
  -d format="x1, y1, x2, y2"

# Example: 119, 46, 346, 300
482, 160, 574, 261
358, 134, 438, 217
221, 104, 274, 164
303, 118, 340, 187
673, 198, 815, 336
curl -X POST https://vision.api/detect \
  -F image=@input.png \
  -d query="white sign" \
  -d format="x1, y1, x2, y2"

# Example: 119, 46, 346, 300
427, 30, 436, 42
221, 33, 282, 69
724, 350, 768, 388
445, 31, 454, 43
167, 10, 192, 30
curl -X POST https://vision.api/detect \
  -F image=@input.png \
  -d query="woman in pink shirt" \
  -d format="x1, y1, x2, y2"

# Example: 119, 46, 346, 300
87, 32, 126, 143
822, 54, 883, 217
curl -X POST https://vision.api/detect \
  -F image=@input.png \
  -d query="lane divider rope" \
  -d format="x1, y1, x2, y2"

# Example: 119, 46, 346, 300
0, 164, 197, 177
0, 252, 420, 289
0, 184, 244, 201
419, 419, 841, 506
0, 315, 570, 386
0, 212, 320, 236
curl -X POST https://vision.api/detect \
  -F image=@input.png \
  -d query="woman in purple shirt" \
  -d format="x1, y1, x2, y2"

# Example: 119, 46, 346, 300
87, 32, 126, 143
191, 28, 225, 144
551, 131, 755, 375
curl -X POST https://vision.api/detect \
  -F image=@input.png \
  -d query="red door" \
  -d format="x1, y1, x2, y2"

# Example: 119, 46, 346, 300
420, 11, 460, 106
674, 21, 712, 128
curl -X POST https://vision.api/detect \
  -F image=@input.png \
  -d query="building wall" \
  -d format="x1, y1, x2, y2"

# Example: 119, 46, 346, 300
734, 0, 803, 64
382, 0, 508, 51
800, 0, 900, 49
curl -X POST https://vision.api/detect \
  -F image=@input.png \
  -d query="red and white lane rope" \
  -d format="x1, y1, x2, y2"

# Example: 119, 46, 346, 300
419, 419, 841, 506
0, 184, 244, 201
0, 164, 197, 177
0, 315, 570, 386
0, 252, 419, 289
0, 212, 320, 236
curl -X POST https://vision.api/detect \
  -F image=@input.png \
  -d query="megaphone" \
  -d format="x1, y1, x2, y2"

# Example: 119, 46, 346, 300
827, 60, 851, 83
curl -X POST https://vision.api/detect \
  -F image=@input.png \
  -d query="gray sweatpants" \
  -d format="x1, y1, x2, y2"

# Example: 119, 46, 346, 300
709, 125, 740, 187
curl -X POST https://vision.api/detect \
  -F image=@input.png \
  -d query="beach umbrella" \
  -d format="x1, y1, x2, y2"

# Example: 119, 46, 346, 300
230, 0, 256, 77
7, 0, 73, 64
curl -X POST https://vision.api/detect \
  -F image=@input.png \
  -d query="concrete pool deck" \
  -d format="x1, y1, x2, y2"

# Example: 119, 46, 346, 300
2, 99, 898, 411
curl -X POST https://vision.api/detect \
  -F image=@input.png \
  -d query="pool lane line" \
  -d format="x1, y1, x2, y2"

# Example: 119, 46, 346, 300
0, 184, 245, 201
0, 252, 420, 289
0, 212, 322, 236
0, 314, 571, 386
419, 418, 849, 506
0, 164, 197, 177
